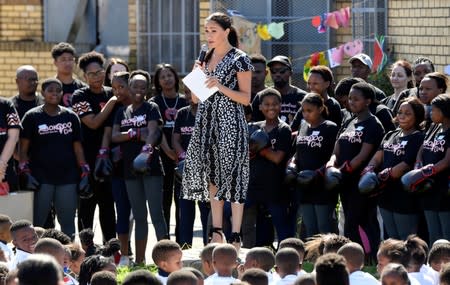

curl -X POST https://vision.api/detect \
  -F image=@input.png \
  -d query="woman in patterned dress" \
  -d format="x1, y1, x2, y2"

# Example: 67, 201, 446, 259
181, 12, 253, 250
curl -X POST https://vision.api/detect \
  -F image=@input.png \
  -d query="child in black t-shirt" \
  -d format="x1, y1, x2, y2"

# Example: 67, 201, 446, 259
410, 94, 450, 244
244, 87, 294, 246
294, 93, 339, 238
326, 82, 384, 253
19, 78, 87, 238
111, 70, 168, 264
363, 98, 425, 240
172, 87, 209, 248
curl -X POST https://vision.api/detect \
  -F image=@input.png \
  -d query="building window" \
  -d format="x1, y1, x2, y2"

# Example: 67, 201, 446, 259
136, 0, 200, 75
352, 0, 388, 56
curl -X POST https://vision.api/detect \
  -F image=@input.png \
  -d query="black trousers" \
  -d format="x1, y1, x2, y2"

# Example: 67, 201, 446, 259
161, 153, 178, 240
77, 178, 116, 242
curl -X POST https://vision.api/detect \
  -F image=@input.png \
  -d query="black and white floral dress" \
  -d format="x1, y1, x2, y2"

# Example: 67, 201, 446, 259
182, 47, 254, 203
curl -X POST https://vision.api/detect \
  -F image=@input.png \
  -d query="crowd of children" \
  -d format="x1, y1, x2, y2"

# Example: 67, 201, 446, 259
2, 213, 450, 285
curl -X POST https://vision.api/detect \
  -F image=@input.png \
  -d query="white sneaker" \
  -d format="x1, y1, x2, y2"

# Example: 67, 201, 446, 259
118, 255, 130, 266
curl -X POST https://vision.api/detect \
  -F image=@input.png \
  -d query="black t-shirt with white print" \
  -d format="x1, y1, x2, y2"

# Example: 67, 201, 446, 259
377, 129, 424, 213
0, 98, 21, 186
295, 120, 339, 204
72, 86, 113, 166
248, 120, 292, 204
21, 106, 81, 185
173, 105, 196, 152
420, 124, 450, 211
336, 114, 384, 174
114, 101, 164, 179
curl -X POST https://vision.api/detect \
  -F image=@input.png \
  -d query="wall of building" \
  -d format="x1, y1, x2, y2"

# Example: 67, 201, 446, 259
388, 0, 449, 73
0, 1, 54, 97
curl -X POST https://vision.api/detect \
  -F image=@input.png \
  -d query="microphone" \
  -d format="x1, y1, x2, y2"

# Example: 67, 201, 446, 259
197, 44, 208, 64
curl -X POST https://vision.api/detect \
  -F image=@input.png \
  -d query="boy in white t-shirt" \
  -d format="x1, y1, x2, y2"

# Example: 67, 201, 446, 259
152, 240, 183, 285
337, 242, 378, 285
204, 244, 240, 285
0, 215, 13, 263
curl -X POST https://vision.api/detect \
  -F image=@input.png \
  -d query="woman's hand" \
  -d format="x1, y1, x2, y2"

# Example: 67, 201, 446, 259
205, 76, 221, 90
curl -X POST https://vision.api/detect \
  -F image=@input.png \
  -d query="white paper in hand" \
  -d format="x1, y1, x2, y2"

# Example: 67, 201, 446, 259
182, 67, 219, 102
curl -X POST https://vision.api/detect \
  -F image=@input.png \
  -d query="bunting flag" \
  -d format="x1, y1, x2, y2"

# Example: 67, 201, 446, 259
372, 35, 388, 73
256, 24, 271, 40
311, 7, 351, 33
303, 52, 328, 81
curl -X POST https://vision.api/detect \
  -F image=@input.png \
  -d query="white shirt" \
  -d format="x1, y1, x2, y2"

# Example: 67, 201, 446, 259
204, 273, 239, 285
270, 274, 298, 285
407, 273, 422, 285
8, 248, 31, 270
420, 264, 439, 285
409, 271, 434, 285
349, 270, 379, 285
0, 241, 14, 263
63, 272, 79, 285
156, 273, 168, 285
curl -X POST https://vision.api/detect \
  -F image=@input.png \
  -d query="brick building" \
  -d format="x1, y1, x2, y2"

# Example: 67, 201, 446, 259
0, 0, 448, 97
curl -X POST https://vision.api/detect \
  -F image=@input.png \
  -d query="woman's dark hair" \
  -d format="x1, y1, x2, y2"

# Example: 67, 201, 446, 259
396, 97, 425, 130
153, 63, 180, 93
302, 92, 329, 118
334, 77, 364, 98
78, 51, 105, 72
112, 71, 130, 85
104, 58, 129, 87
431, 94, 450, 119
78, 255, 114, 285
310, 65, 334, 95
228, 26, 239, 48
391, 60, 414, 89
423, 72, 449, 93
206, 12, 232, 30
413, 56, 435, 72
350, 82, 376, 102
204, 12, 237, 62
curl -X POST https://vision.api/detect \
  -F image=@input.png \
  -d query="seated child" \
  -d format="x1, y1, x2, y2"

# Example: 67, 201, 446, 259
79, 228, 100, 257
34, 237, 78, 285
152, 240, 183, 285
240, 247, 275, 282
428, 242, 450, 272
200, 243, 219, 277
380, 263, 410, 285
122, 269, 162, 285
441, 263, 450, 285
272, 248, 300, 285
205, 244, 240, 285
9, 220, 37, 270
241, 268, 269, 285
91, 271, 118, 285
404, 235, 434, 285
0, 215, 13, 263
293, 274, 315, 285
337, 242, 378, 285
179, 268, 204, 285
167, 270, 198, 285
315, 253, 349, 285
279, 238, 306, 276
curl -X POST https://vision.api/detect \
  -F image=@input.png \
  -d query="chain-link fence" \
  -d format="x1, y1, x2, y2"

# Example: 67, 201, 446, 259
210, 0, 331, 89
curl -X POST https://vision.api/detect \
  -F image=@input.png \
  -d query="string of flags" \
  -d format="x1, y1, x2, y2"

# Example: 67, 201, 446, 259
228, 8, 388, 75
